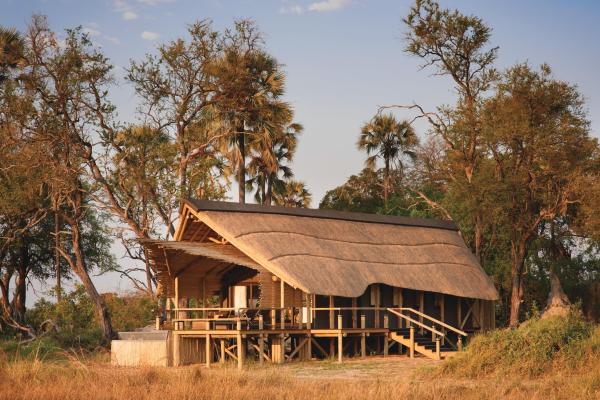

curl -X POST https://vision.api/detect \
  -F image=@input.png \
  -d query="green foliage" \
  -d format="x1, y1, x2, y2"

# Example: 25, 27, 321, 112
25, 286, 154, 350
441, 312, 597, 378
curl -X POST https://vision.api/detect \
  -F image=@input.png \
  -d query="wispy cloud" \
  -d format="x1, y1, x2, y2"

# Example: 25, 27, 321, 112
83, 23, 121, 45
114, 0, 139, 20
308, 0, 350, 12
141, 31, 160, 40
279, 0, 350, 15
280, 4, 304, 14
137, 0, 175, 4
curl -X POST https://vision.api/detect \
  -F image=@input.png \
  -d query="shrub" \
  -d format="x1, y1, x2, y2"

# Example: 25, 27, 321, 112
440, 310, 597, 378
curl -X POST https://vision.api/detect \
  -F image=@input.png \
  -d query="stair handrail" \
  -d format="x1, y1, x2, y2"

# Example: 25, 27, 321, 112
394, 307, 467, 337
387, 308, 445, 337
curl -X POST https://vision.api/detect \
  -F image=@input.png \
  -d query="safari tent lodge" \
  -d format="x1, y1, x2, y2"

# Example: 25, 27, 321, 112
111, 199, 498, 367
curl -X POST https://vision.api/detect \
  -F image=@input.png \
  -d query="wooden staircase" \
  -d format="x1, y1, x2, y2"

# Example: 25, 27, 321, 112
387, 308, 467, 361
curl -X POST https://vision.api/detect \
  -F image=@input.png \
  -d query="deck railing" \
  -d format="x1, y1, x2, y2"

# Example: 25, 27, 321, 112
164, 306, 434, 332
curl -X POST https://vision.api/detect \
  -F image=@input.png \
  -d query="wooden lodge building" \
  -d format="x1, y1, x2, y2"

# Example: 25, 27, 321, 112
111, 199, 499, 367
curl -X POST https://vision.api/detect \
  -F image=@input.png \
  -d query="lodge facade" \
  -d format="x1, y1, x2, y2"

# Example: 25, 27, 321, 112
111, 200, 498, 367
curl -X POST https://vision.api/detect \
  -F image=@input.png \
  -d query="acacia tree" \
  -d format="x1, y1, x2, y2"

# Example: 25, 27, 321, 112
401, 0, 499, 260
481, 64, 597, 326
24, 17, 119, 340
357, 113, 418, 206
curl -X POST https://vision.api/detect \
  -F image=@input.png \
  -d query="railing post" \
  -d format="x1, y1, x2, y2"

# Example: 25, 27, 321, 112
258, 314, 264, 364
409, 325, 415, 359
458, 336, 463, 352
280, 308, 285, 330
270, 309, 276, 330
383, 314, 389, 357
435, 337, 441, 360
431, 325, 435, 341
360, 314, 366, 358
337, 314, 343, 363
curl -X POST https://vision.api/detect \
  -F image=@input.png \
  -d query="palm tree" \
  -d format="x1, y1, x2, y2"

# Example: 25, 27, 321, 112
357, 113, 418, 205
247, 120, 302, 205
273, 180, 311, 208
216, 23, 287, 204
0, 27, 25, 83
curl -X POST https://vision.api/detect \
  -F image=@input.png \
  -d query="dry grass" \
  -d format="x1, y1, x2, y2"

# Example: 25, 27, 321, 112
0, 354, 598, 400
2, 315, 599, 400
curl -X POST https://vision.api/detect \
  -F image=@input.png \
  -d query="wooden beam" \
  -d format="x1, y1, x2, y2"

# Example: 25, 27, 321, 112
360, 314, 366, 358
310, 337, 328, 358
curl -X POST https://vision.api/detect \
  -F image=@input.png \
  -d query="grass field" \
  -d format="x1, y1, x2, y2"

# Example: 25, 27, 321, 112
1, 314, 599, 400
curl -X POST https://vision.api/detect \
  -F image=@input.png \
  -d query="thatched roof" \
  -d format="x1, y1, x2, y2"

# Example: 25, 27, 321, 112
151, 200, 498, 300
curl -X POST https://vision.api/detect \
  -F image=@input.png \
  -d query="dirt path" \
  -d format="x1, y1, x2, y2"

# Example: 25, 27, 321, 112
275, 355, 437, 380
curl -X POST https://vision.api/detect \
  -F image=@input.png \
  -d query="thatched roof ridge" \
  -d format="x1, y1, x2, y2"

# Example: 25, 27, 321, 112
185, 199, 458, 231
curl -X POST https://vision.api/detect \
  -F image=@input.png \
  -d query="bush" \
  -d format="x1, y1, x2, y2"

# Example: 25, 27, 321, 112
24, 285, 155, 351
440, 311, 597, 378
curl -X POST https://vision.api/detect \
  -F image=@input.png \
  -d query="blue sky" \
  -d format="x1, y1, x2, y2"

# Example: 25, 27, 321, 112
4, 0, 600, 297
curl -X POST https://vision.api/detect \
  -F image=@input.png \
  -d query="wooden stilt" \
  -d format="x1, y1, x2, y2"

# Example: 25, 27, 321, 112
236, 320, 243, 369
205, 333, 211, 367
337, 314, 343, 363
173, 332, 180, 367
383, 314, 389, 357
419, 291, 425, 334
258, 314, 264, 364
220, 339, 225, 364
360, 314, 366, 358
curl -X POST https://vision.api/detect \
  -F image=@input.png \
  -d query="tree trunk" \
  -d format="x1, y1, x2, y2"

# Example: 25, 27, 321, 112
474, 213, 482, 262
383, 158, 390, 205
64, 217, 114, 343
509, 241, 527, 327
237, 125, 246, 204
14, 241, 27, 324
54, 209, 62, 302
266, 174, 273, 206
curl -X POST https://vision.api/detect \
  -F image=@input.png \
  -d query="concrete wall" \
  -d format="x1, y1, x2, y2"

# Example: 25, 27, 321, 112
111, 334, 172, 367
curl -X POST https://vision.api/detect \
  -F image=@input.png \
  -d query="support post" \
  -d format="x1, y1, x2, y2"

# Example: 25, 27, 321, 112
419, 291, 424, 334
374, 284, 380, 328
409, 326, 415, 359
258, 314, 264, 364
174, 277, 180, 331
280, 279, 286, 330
337, 314, 343, 363
220, 339, 225, 364
435, 337, 441, 360
352, 298, 357, 328
173, 332, 180, 367
205, 333, 211, 367
236, 320, 243, 369
383, 314, 389, 357
360, 314, 366, 358
458, 336, 463, 352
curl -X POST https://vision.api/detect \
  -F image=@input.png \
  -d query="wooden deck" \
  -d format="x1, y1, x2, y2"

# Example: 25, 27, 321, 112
164, 307, 468, 368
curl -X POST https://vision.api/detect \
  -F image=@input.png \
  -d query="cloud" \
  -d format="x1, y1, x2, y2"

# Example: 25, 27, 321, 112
280, 4, 304, 14
141, 31, 160, 40
308, 0, 349, 12
114, 0, 139, 20
137, 0, 175, 4
104, 36, 121, 45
